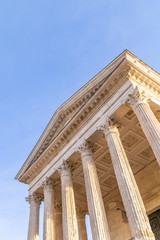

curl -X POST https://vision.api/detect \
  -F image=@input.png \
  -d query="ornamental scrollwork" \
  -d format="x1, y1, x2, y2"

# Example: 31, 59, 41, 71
78, 140, 94, 157
126, 87, 148, 109
58, 160, 71, 176
25, 192, 42, 205
97, 117, 120, 137
42, 177, 54, 191
76, 207, 87, 219
54, 199, 62, 213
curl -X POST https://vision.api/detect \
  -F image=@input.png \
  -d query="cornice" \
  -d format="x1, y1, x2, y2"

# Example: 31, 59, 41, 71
126, 65, 160, 98
18, 63, 132, 184
125, 51, 160, 83
16, 51, 127, 181
16, 50, 160, 184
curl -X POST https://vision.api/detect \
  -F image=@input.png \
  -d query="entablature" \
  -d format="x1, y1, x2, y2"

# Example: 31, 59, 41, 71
19, 64, 132, 184
16, 50, 160, 186
28, 81, 134, 193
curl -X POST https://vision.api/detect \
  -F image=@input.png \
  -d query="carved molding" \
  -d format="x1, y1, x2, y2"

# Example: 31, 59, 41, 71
18, 58, 160, 184
127, 65, 160, 96
19, 63, 131, 184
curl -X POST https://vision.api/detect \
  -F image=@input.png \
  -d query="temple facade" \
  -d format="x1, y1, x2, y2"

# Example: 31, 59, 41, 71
15, 50, 160, 240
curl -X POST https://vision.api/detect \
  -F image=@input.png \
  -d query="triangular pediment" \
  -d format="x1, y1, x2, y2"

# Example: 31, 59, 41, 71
16, 50, 160, 183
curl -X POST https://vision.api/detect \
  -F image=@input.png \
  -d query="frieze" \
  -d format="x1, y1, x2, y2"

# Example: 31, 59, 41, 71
27, 75, 109, 170
127, 66, 160, 95
19, 65, 132, 183
18, 61, 160, 184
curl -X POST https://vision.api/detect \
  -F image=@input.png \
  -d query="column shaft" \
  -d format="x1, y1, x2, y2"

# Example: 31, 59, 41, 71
77, 218, 88, 240
77, 208, 88, 240
43, 178, 56, 240
127, 87, 160, 165
105, 122, 155, 240
26, 194, 41, 240
80, 142, 111, 240
55, 213, 63, 240
59, 162, 79, 240
54, 201, 63, 240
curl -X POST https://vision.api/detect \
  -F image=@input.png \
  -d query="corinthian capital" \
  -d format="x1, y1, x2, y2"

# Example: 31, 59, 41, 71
58, 161, 71, 176
54, 199, 62, 213
26, 193, 42, 205
78, 140, 93, 157
42, 177, 54, 191
76, 207, 87, 219
105, 118, 119, 137
126, 87, 148, 110
97, 117, 119, 137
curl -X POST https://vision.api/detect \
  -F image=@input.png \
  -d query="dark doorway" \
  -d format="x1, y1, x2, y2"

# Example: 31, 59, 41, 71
149, 209, 160, 239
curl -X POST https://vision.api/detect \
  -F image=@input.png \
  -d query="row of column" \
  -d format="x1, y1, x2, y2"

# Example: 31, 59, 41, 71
27, 87, 160, 240
26, 173, 87, 240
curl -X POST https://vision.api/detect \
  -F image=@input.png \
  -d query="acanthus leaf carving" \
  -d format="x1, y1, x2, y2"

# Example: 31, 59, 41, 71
126, 86, 148, 110
42, 177, 55, 191
78, 140, 93, 157
26, 193, 42, 205
97, 117, 120, 137
58, 160, 71, 176
54, 199, 62, 213
76, 207, 87, 219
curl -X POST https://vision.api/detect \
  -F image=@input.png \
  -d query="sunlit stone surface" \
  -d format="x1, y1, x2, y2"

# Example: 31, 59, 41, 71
16, 51, 160, 240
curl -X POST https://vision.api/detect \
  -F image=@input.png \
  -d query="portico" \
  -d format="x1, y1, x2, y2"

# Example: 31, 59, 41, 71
16, 50, 160, 240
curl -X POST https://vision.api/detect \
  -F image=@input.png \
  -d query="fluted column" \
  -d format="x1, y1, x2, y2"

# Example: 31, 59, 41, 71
58, 162, 79, 240
127, 87, 160, 165
104, 119, 155, 240
79, 142, 111, 240
54, 200, 63, 240
26, 193, 41, 240
43, 178, 56, 240
76, 208, 88, 240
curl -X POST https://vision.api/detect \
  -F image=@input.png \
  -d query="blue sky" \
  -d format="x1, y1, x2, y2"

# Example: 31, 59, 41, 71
0, 0, 160, 239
